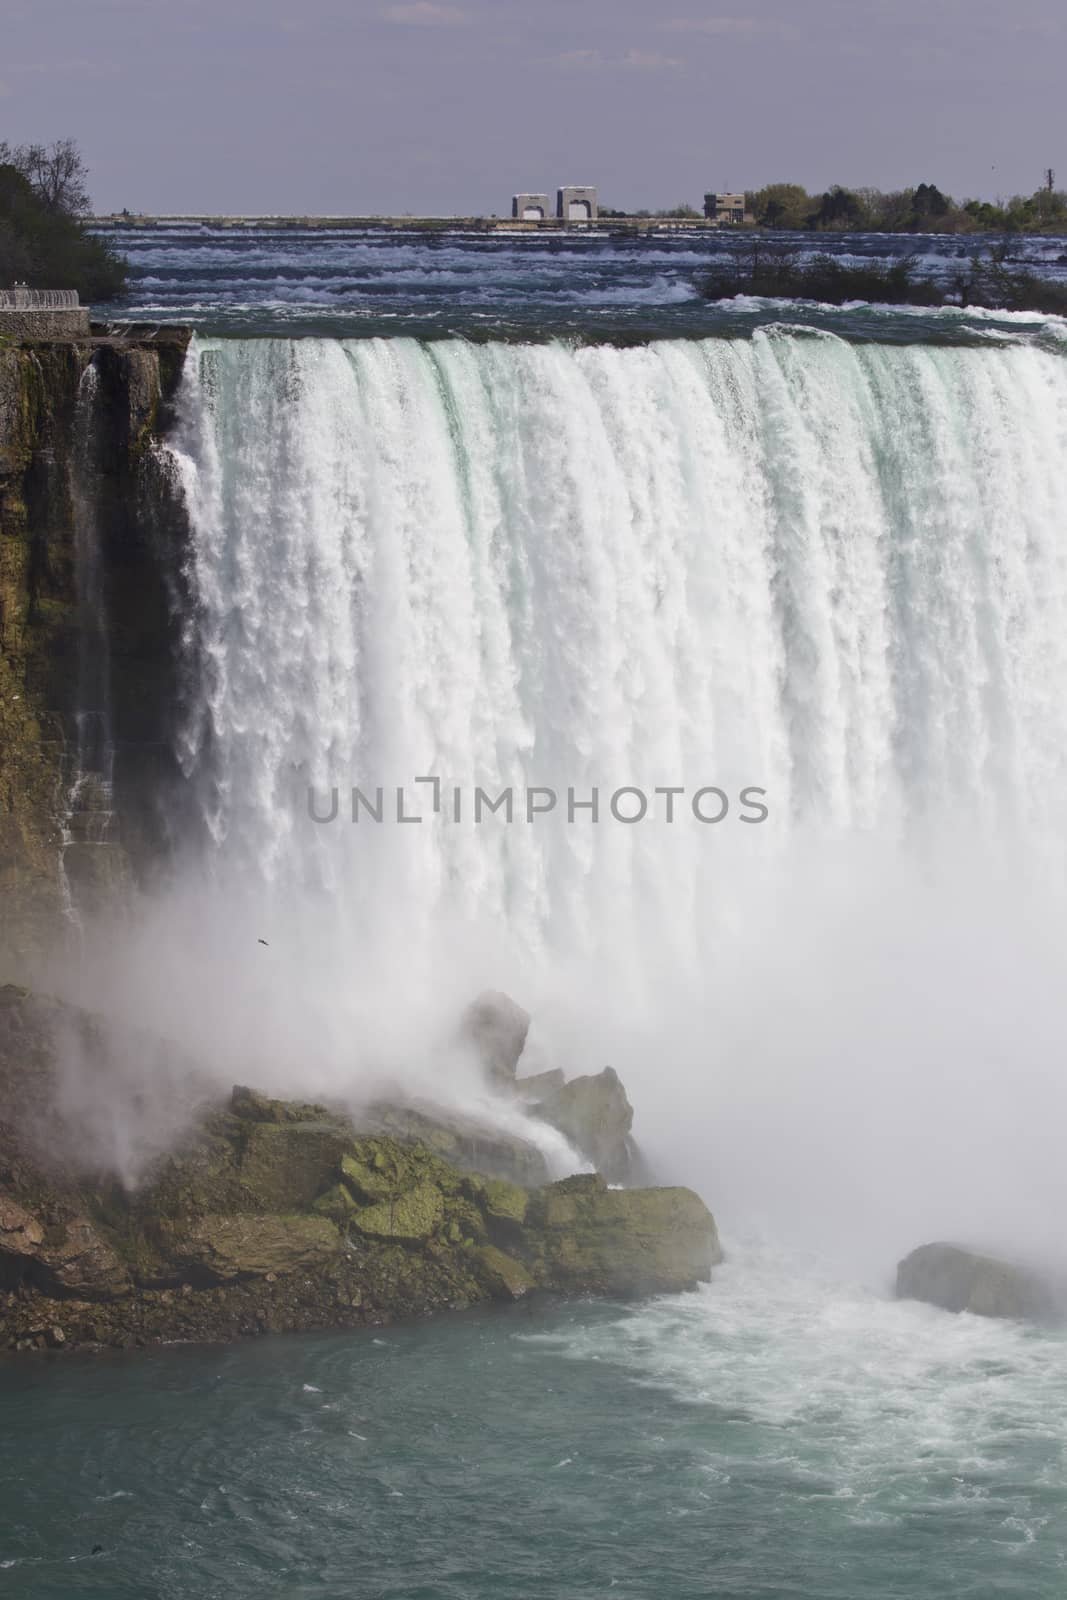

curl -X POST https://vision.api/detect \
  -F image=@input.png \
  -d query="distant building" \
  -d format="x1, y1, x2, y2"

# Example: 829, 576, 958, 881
557, 186, 598, 222
512, 193, 551, 221
704, 193, 752, 225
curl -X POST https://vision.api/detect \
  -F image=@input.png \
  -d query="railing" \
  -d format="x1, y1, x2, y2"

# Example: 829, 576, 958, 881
0, 288, 81, 310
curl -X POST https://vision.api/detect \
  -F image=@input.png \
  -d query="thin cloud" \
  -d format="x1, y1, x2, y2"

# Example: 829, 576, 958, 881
556, 48, 682, 71
381, 2, 472, 25
621, 49, 683, 70
664, 16, 796, 39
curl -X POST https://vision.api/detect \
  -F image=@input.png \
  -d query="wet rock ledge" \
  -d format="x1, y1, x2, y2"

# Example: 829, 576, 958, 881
0, 327, 193, 967
0, 988, 720, 1354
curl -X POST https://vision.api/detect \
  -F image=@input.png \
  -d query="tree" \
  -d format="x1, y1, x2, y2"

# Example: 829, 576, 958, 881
0, 138, 91, 215
808, 185, 867, 230
913, 182, 950, 220
0, 158, 124, 298
748, 183, 813, 229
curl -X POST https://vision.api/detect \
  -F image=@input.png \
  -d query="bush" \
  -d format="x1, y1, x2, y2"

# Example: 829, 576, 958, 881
702, 243, 1067, 313
703, 245, 941, 305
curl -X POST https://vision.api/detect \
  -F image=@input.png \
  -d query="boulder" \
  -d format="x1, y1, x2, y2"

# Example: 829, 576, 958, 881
896, 1243, 1057, 1322
0, 1195, 45, 1258
36, 1217, 131, 1300
0, 989, 723, 1352
163, 1214, 341, 1283
349, 1182, 445, 1242
515, 1068, 566, 1100
362, 1098, 550, 1187
476, 1244, 535, 1300
459, 990, 530, 1087
455, 992, 653, 1184
529, 1173, 721, 1297
531, 1067, 637, 1184
236, 1120, 355, 1212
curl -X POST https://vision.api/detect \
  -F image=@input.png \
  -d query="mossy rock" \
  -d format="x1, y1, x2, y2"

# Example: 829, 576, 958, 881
229, 1085, 332, 1124
163, 1213, 341, 1283
529, 1176, 720, 1297
237, 1121, 352, 1211
349, 1182, 445, 1242
312, 1183, 361, 1220
0, 1002, 722, 1351
476, 1244, 535, 1300
363, 1100, 550, 1187
482, 1177, 528, 1227
340, 1151, 399, 1204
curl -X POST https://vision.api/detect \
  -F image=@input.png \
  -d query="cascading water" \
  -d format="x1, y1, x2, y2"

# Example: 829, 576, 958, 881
167, 331, 1067, 982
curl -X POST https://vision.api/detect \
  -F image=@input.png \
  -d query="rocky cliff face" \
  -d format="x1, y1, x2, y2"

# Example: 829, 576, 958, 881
0, 988, 721, 1353
0, 329, 190, 971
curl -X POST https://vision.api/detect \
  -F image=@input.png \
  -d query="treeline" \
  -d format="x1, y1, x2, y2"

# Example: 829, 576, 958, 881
703, 242, 1067, 315
746, 180, 1067, 235
0, 139, 126, 301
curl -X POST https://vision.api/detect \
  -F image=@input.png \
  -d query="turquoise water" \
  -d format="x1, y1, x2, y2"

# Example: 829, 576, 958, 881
37, 218, 1067, 1600
3, 1247, 1065, 1599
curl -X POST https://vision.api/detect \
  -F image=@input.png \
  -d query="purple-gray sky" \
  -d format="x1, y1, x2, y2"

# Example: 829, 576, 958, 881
1, 0, 1061, 214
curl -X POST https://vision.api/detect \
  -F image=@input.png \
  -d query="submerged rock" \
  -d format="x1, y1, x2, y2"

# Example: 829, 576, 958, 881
896, 1243, 1057, 1322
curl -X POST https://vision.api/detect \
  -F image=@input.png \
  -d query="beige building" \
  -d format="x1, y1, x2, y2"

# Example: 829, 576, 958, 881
557, 186, 598, 221
704, 193, 752, 225
512, 193, 551, 221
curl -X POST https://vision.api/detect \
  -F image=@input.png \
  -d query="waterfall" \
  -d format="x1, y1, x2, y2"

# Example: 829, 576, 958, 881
165, 330, 1067, 1006
58, 357, 118, 931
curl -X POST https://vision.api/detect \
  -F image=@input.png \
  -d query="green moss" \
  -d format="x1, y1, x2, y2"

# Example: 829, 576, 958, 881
237, 1121, 352, 1211
1, 999, 722, 1352
164, 1212, 342, 1282
476, 1244, 535, 1299
482, 1177, 528, 1226
340, 1151, 397, 1203
313, 1183, 360, 1220
350, 1181, 445, 1242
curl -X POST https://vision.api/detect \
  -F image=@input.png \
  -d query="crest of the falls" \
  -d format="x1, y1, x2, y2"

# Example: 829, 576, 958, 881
166, 330, 1067, 989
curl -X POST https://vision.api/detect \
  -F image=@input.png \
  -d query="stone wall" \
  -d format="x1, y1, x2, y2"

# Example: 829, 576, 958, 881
0, 309, 92, 339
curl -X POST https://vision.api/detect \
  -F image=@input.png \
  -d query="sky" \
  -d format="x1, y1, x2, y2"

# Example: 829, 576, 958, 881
0, 0, 1061, 215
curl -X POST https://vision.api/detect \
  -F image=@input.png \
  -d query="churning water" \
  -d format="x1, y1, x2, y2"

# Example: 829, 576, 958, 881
24, 230, 1067, 1595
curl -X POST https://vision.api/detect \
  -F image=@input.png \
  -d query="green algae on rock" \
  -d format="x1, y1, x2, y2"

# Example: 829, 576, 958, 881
0, 991, 720, 1353
0, 330, 191, 969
